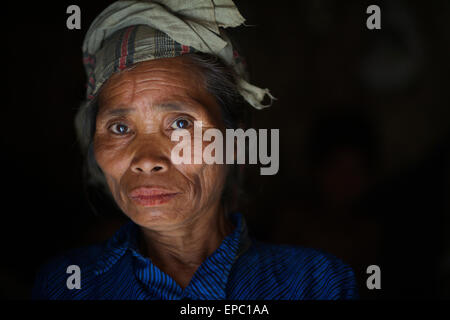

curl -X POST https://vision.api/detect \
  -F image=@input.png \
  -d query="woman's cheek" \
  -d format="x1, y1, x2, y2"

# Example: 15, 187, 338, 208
173, 137, 227, 203
94, 138, 132, 208
94, 136, 130, 178
200, 164, 227, 204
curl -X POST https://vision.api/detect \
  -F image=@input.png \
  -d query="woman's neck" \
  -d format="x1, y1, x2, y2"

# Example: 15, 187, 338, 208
137, 205, 234, 288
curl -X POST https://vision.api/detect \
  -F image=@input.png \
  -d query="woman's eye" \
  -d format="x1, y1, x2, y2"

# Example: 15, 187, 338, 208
170, 118, 191, 130
109, 123, 130, 135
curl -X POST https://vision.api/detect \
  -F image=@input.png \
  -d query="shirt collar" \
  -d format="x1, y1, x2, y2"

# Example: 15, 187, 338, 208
94, 212, 251, 298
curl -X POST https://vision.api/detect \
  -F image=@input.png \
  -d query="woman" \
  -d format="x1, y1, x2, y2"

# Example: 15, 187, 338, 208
32, 0, 358, 299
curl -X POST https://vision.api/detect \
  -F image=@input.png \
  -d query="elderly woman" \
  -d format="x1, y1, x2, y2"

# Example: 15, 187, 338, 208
32, 0, 358, 300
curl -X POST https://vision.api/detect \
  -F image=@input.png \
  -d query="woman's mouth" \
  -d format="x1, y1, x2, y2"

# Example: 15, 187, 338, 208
128, 187, 180, 207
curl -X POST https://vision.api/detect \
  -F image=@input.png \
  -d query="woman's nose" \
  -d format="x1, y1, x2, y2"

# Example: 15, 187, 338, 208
130, 141, 170, 174
131, 160, 167, 174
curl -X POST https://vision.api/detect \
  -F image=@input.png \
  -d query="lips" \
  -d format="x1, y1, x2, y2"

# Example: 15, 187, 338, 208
128, 187, 180, 207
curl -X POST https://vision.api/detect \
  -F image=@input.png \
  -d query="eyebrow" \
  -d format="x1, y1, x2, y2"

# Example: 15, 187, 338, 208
99, 102, 192, 118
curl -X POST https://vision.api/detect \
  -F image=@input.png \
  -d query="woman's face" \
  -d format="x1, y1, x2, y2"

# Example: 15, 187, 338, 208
94, 56, 227, 229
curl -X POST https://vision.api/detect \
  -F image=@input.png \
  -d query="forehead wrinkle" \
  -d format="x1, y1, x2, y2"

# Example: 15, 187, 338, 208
135, 76, 199, 88
133, 83, 195, 96
99, 75, 145, 115
103, 70, 137, 92
134, 77, 187, 84
102, 73, 138, 106
103, 86, 131, 102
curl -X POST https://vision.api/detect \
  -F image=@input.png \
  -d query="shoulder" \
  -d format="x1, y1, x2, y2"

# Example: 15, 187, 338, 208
31, 243, 106, 300
237, 240, 359, 299
32, 221, 136, 300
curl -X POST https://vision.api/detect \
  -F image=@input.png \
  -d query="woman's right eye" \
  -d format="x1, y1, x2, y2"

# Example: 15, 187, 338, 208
109, 123, 130, 135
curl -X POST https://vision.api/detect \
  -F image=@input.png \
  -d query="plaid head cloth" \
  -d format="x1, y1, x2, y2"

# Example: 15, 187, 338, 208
81, 0, 275, 110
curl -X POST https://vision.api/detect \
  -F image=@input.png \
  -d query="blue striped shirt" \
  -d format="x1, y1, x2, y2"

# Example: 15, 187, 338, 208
32, 213, 358, 300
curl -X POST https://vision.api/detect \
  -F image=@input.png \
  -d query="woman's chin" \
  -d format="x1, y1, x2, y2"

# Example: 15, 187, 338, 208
130, 207, 184, 226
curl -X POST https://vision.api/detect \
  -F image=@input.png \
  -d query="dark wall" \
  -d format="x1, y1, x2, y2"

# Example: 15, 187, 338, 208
1, 0, 449, 299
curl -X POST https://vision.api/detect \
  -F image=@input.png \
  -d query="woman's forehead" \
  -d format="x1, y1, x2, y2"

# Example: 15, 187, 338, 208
98, 57, 222, 121
101, 58, 201, 96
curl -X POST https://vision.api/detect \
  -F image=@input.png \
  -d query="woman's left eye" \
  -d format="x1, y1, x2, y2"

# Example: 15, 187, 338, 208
109, 123, 131, 135
170, 118, 192, 130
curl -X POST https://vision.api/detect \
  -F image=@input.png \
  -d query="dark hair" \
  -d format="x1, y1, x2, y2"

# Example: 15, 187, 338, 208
74, 52, 251, 217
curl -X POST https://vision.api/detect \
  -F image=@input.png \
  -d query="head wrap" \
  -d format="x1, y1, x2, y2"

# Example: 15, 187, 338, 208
80, 0, 275, 110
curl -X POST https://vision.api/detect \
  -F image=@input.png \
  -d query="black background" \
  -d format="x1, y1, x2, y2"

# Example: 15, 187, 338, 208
1, 0, 449, 299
